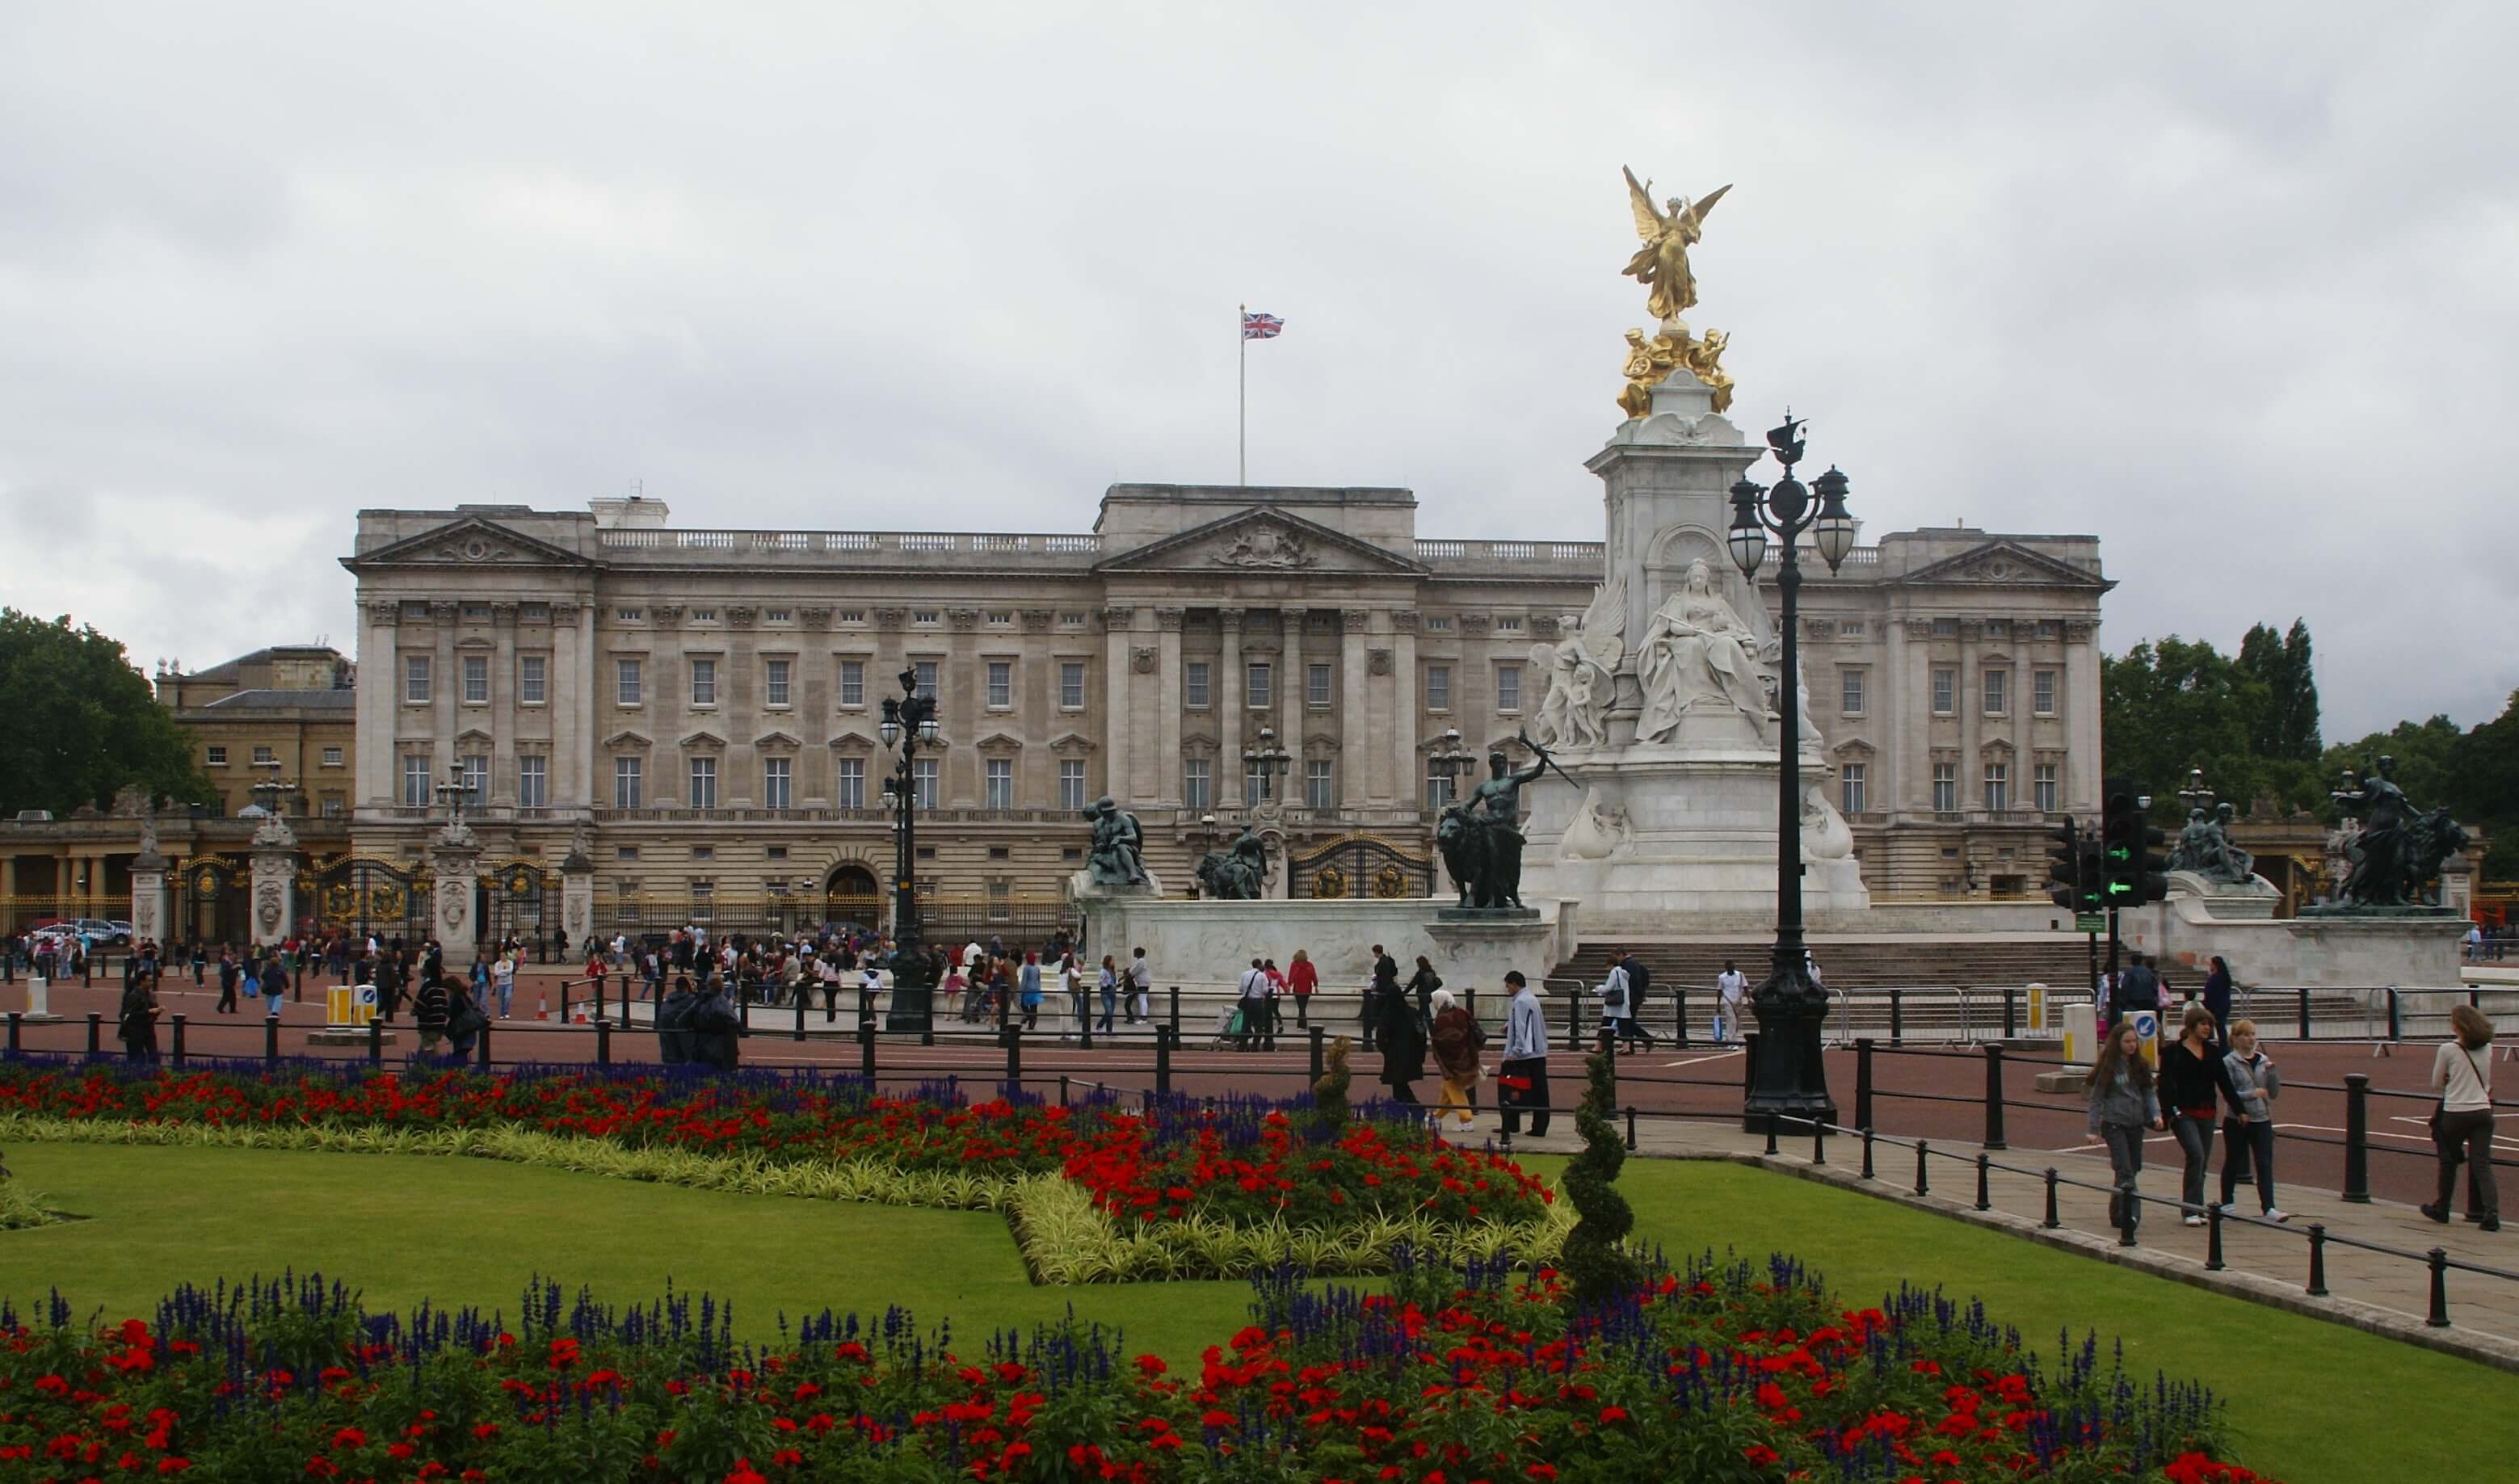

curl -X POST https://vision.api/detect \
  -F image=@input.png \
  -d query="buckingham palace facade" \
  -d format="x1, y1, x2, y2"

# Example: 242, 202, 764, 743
343, 484, 2108, 927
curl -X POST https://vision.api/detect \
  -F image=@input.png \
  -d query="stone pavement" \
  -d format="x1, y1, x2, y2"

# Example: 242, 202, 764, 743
1476, 1112, 2519, 1372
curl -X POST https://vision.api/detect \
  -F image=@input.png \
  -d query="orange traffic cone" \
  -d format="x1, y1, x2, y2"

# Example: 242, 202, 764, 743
535, 990, 549, 1021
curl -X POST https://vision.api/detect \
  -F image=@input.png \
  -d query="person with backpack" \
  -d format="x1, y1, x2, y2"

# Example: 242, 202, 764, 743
655, 975, 698, 1066
2109, 953, 2164, 1028
2421, 1004, 2498, 1231
690, 978, 742, 1070
2084, 1019, 2163, 1234
2216, 1019, 2287, 1222
1619, 952, 1655, 1039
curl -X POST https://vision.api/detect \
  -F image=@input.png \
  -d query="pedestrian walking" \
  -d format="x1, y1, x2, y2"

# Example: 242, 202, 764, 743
444, 975, 488, 1062
2421, 1004, 2499, 1230
1061, 954, 1087, 1040
1234, 958, 1272, 1051
2158, 1003, 2231, 1226
1498, 971, 1551, 1140
1405, 955, 1443, 1034
2201, 956, 2234, 1048
492, 951, 516, 1019
2084, 1019, 2163, 1234
656, 976, 698, 1066
1365, 944, 1399, 1051
1428, 986, 1484, 1133
1596, 951, 1654, 1051
1017, 952, 1043, 1032
1377, 976, 1426, 1104
1714, 961, 1747, 1045
1129, 948, 1151, 1024
259, 955, 288, 1019
1095, 955, 1119, 1034
117, 973, 161, 1062
2215, 1019, 2286, 1221
215, 948, 240, 1015
690, 977, 742, 1070
1287, 948, 1316, 1025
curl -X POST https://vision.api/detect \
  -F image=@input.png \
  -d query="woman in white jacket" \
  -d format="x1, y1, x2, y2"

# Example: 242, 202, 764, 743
2421, 1004, 2498, 1232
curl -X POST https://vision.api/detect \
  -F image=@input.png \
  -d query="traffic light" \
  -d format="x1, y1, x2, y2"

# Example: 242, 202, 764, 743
2101, 779, 2171, 907
2046, 815, 2084, 910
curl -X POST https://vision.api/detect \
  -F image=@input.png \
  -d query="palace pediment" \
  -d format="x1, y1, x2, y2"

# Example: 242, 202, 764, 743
343, 516, 595, 573
1893, 540, 2111, 591
1095, 507, 1424, 577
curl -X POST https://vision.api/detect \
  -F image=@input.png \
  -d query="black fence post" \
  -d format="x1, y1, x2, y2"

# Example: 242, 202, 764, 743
1974, 1153, 1991, 1211
1860, 1127, 1875, 1180
1625, 1105, 1638, 1152
1003, 1026, 1021, 1087
1810, 1116, 1826, 1167
2206, 1204, 2225, 1269
367, 1018, 383, 1066
595, 1018, 611, 1066
4, 1011, 17, 1054
2424, 1246, 2447, 1326
1763, 1109, 1779, 1156
1853, 1038, 1875, 1131
2309, 1224, 2331, 1296
170, 1013, 187, 1066
1167, 986, 1180, 1039
2042, 1167, 2061, 1229
86, 1011, 103, 1057
2341, 1073, 2372, 1203
1566, 987, 1586, 1052
1675, 986, 1690, 1048
477, 1024, 493, 1070
261, 1016, 275, 1062
1888, 988, 1904, 1043
793, 989, 806, 1043
2297, 986, 2311, 1041
620, 974, 632, 1027
2387, 987, 2402, 1043
1308, 1025, 1325, 1085
738, 981, 752, 1037
2001, 985, 2018, 1040
1154, 1025, 1172, 1098
1913, 1138, 1929, 1198
1982, 1045, 2008, 1151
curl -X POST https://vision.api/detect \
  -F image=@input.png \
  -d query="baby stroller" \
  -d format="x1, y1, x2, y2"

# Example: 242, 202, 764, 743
1208, 1003, 1249, 1050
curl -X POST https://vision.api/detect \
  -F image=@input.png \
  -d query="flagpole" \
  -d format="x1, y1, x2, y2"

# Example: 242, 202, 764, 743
1238, 301, 1247, 487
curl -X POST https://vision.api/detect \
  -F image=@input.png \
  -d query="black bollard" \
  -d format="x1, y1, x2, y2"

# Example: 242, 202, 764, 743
595, 1019, 611, 1066
1003, 1026, 1022, 1087
1308, 1025, 1325, 1084
859, 1018, 876, 1083
1982, 1045, 2008, 1151
1167, 985, 1180, 1038
477, 1024, 493, 1069
793, 988, 806, 1043
367, 1018, 383, 1066
1853, 1038, 1875, 1132
1154, 1024, 1172, 1099
2342, 1074, 2372, 1203
263, 1016, 278, 1062
170, 1013, 187, 1066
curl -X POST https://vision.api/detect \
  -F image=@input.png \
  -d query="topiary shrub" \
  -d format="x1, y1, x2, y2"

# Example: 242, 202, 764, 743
1559, 1049, 1642, 1304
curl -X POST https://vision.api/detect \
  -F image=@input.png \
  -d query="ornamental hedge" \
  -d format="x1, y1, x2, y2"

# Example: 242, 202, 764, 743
0, 1254, 2275, 1482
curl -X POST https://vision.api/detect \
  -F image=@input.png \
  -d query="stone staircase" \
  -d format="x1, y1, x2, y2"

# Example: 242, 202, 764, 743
1554, 935, 2097, 992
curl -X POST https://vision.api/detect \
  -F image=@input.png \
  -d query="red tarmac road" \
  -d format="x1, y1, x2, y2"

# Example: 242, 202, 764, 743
14, 969, 2509, 1212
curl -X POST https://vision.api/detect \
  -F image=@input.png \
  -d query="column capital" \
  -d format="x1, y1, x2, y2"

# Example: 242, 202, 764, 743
1217, 608, 1245, 632
1154, 607, 1186, 632
1101, 604, 1136, 627
1340, 607, 1373, 631
367, 601, 402, 625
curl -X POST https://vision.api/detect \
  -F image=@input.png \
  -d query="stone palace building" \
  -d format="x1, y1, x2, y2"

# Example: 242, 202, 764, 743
340, 486, 2107, 936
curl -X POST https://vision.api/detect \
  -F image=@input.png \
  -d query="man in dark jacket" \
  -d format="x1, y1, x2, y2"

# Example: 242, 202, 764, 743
656, 976, 698, 1066
412, 974, 452, 1059
1367, 944, 1399, 1052
689, 979, 742, 1070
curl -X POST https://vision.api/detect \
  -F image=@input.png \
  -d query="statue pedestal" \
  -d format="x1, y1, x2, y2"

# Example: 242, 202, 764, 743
2166, 871, 2281, 920
2123, 898, 2466, 990
1518, 742, 1868, 928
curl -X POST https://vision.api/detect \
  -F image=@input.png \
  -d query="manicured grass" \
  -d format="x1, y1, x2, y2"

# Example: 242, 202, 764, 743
6, 1142, 2509, 1484
0, 1144, 1263, 1365
1515, 1154, 2515, 1484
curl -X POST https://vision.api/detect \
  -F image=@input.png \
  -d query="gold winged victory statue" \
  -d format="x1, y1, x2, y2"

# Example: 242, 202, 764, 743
1616, 166, 1735, 416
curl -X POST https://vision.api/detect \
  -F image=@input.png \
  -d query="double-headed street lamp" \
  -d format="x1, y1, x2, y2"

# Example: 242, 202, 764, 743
878, 665, 943, 1032
1726, 413, 1857, 1127
1242, 725, 1293, 803
1428, 726, 1478, 806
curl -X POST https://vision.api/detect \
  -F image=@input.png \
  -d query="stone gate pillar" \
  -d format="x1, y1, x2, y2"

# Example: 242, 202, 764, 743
129, 814, 169, 948
248, 812, 299, 948
431, 827, 483, 971
558, 830, 595, 954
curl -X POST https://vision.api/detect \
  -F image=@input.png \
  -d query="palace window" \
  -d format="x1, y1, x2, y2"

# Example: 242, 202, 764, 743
1306, 759, 1335, 809
1426, 763, 1454, 809
985, 758, 1013, 809
405, 654, 431, 703
690, 608, 717, 623
321, 747, 342, 767
613, 756, 641, 809
912, 756, 937, 809
691, 658, 717, 706
1496, 616, 1523, 632
987, 661, 1012, 708
206, 746, 227, 766
519, 654, 545, 704
839, 660, 864, 707
1424, 664, 1450, 711
836, 757, 864, 809
518, 756, 546, 809
2033, 669, 2057, 716
765, 658, 791, 707
765, 608, 791, 623
458, 754, 486, 803
1840, 668, 1865, 715
462, 654, 487, 704
1183, 758, 1211, 809
1983, 761, 2010, 812
1246, 661, 1271, 709
2034, 762, 2059, 813
1424, 616, 1452, 632
403, 755, 431, 806
1308, 662, 1332, 707
913, 661, 937, 700
1496, 663, 1521, 713
252, 745, 275, 765
688, 756, 717, 809
1931, 668, 1954, 715
1840, 762, 1866, 815
763, 757, 792, 809
1932, 762, 1958, 813
1059, 661, 1086, 709
1059, 759, 1087, 811
1982, 669, 2007, 716
1184, 662, 1210, 709
1931, 616, 1958, 636
616, 658, 641, 706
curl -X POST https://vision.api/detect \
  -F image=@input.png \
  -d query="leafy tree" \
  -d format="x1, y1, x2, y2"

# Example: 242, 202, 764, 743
2101, 636, 2323, 820
2236, 618, 2322, 760
2445, 691, 2519, 879
0, 609, 208, 813
2318, 714, 2462, 818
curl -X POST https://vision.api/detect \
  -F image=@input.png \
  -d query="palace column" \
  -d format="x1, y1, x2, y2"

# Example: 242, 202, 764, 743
490, 603, 519, 805
431, 603, 460, 780
1218, 609, 1245, 805
2063, 620, 2100, 815
1101, 605, 1134, 804
551, 602, 584, 813
1389, 611, 1419, 813
1281, 607, 1306, 800
1154, 607, 1185, 805
1339, 608, 1370, 806
359, 603, 397, 808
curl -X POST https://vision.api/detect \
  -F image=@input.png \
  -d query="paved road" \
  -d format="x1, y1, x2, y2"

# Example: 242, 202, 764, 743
13, 969, 2513, 1214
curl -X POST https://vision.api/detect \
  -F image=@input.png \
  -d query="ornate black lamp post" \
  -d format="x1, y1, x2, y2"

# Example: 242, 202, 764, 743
878, 666, 942, 1032
1726, 414, 1857, 1127
1241, 725, 1293, 803
1428, 725, 1478, 805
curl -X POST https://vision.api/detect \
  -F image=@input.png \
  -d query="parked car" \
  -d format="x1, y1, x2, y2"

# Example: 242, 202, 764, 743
75, 918, 124, 947
107, 919, 134, 946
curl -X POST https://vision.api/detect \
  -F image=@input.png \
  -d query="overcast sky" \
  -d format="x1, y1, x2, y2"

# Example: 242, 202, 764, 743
4, 1, 2511, 740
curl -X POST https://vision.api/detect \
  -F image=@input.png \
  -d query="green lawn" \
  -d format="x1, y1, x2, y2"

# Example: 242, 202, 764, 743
5, 1143, 2511, 1484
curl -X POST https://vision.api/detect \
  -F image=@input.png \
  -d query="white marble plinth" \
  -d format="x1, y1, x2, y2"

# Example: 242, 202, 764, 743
1517, 745, 1869, 919
2122, 902, 2466, 990
2165, 871, 2282, 920
1071, 891, 1576, 997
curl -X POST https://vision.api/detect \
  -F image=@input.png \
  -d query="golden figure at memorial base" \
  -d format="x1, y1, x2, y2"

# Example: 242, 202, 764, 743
1621, 166, 1730, 325
1617, 323, 1734, 418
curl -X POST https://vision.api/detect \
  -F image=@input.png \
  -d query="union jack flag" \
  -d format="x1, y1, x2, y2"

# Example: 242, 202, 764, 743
1240, 310, 1284, 340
